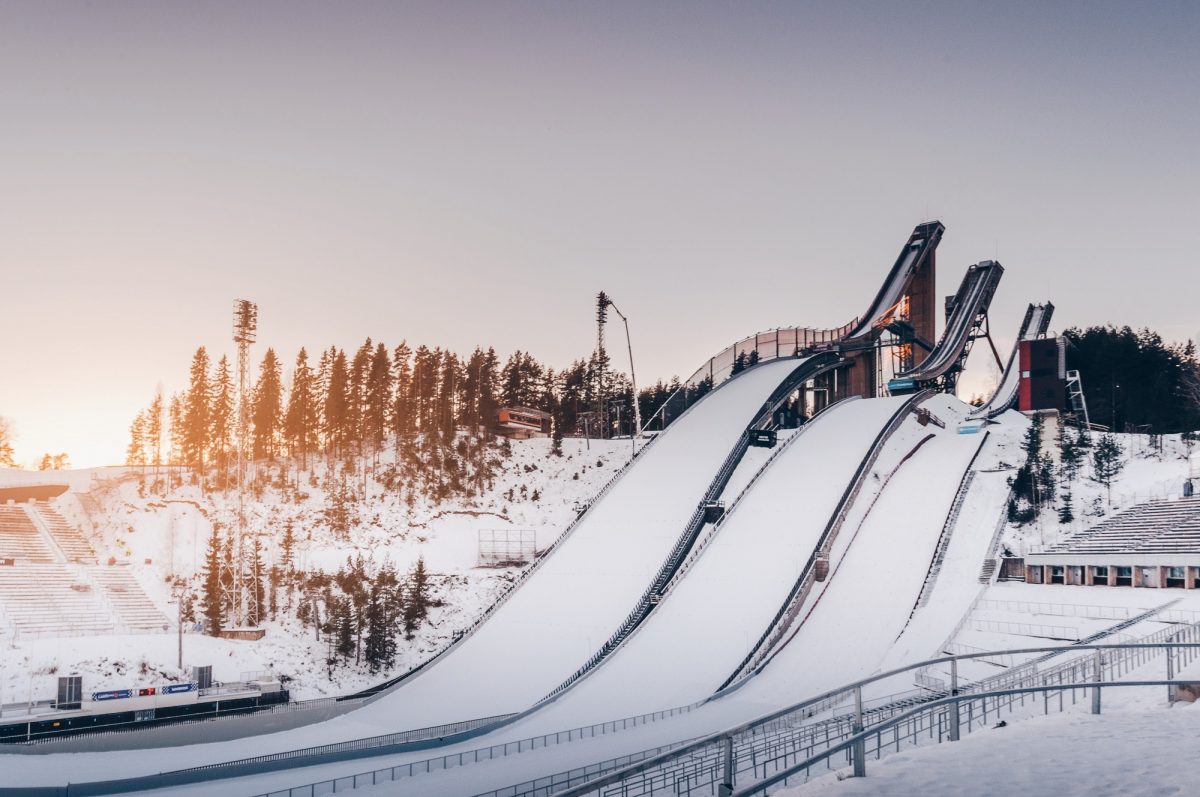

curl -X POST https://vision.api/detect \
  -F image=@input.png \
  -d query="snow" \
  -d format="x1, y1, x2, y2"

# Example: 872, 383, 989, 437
726, 395, 984, 708
523, 396, 910, 725
1, 438, 630, 705
778, 704, 1200, 797
337, 358, 816, 729
3, 394, 1198, 795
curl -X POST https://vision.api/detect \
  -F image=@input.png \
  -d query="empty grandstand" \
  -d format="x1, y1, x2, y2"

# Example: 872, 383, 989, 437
0, 564, 115, 638
0, 504, 55, 563
88, 566, 169, 632
0, 498, 167, 638
1026, 497, 1200, 587
25, 502, 95, 563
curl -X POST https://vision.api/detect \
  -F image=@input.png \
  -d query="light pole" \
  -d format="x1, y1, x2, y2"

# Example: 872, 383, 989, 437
597, 295, 641, 459
170, 581, 188, 671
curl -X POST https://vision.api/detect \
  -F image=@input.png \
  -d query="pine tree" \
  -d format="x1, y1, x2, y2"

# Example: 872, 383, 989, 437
1059, 487, 1075, 524
183, 347, 212, 478
1092, 433, 1125, 505
210, 356, 236, 488
391, 341, 414, 438
403, 557, 430, 638
201, 526, 224, 636
285, 348, 319, 471
168, 392, 186, 487
551, 410, 564, 456
335, 598, 355, 661
0, 417, 15, 469
324, 349, 350, 459
252, 348, 284, 461
348, 338, 374, 456
146, 390, 164, 489
364, 342, 392, 468
126, 410, 147, 468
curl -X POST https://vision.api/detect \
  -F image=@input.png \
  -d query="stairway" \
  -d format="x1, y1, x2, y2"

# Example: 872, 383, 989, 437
978, 559, 998, 584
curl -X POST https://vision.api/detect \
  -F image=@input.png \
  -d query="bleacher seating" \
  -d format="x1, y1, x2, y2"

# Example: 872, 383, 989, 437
1050, 497, 1200, 554
0, 505, 56, 563
0, 564, 114, 637
26, 502, 95, 563
89, 566, 169, 632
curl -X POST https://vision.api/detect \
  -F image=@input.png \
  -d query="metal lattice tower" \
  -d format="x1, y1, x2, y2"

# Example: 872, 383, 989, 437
233, 299, 257, 625
595, 292, 609, 438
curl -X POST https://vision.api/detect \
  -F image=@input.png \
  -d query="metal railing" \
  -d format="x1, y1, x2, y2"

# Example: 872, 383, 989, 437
550, 625, 1200, 797
639, 325, 856, 434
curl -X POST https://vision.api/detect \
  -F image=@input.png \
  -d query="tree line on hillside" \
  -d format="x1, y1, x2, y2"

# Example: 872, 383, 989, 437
1064, 325, 1200, 434
193, 518, 435, 671
126, 340, 703, 497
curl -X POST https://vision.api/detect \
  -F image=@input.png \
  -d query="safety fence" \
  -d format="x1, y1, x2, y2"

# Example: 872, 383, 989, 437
547, 623, 1200, 797
245, 704, 709, 797
639, 325, 856, 434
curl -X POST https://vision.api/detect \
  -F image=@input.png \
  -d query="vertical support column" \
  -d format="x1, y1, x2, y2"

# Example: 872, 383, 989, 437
718, 735, 734, 797
1092, 650, 1103, 714
907, 244, 937, 363
949, 658, 961, 741
852, 686, 866, 778
1167, 647, 1176, 705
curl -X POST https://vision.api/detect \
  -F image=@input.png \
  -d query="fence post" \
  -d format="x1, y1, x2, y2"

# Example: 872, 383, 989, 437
949, 658, 961, 741
1091, 650, 1102, 714
852, 686, 866, 777
1167, 647, 1176, 705
718, 735, 735, 797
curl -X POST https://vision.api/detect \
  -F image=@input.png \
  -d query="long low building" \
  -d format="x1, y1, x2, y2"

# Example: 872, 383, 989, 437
1025, 496, 1200, 588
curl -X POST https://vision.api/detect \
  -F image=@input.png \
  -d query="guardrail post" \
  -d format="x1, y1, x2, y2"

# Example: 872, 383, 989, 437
1167, 647, 1176, 705
852, 686, 866, 778
1092, 650, 1102, 714
949, 658, 960, 741
718, 734, 735, 796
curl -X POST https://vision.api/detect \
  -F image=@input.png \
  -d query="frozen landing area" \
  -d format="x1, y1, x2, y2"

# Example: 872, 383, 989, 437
780, 704, 1200, 797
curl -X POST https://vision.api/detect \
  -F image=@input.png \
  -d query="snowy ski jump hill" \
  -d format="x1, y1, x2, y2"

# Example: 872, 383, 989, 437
0, 369, 1036, 793
3, 223, 1197, 796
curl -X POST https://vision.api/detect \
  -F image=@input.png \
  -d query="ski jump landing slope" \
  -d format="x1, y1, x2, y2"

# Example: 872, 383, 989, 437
729, 395, 988, 708
969, 303, 1054, 420
524, 396, 910, 727
347, 357, 816, 731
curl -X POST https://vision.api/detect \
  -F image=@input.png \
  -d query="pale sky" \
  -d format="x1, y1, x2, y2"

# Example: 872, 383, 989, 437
1, 1, 1197, 467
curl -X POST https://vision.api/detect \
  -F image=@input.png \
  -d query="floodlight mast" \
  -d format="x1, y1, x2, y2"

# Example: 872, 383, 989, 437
597, 294, 641, 454
232, 299, 257, 626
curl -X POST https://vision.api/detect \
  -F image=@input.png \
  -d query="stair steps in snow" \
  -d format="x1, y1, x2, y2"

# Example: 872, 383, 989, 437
978, 559, 998, 584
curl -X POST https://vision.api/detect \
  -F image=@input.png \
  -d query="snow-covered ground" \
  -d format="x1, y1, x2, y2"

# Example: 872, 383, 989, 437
780, 704, 1200, 796
0, 392, 1196, 796
0, 436, 629, 704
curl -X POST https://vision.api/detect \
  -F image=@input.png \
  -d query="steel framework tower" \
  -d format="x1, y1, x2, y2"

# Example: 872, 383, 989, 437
233, 299, 257, 626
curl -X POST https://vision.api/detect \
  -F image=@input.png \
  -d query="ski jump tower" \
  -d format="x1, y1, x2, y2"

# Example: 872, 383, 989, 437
839, 221, 942, 399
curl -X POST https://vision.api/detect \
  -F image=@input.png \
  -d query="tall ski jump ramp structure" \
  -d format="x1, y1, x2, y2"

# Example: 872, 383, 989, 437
0, 222, 1048, 796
